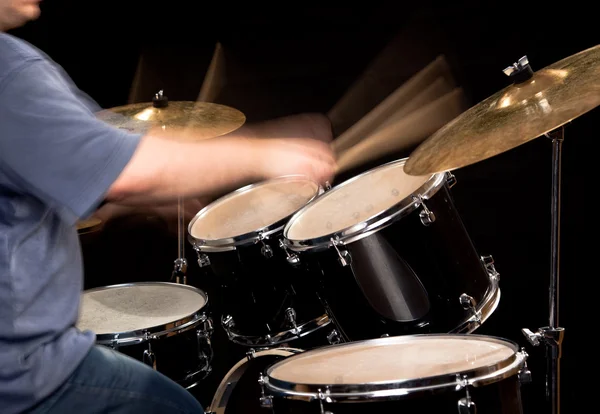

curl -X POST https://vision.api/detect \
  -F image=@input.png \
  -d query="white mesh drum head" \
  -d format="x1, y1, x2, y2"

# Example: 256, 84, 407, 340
77, 283, 207, 334
285, 160, 431, 241
190, 177, 320, 241
268, 335, 515, 385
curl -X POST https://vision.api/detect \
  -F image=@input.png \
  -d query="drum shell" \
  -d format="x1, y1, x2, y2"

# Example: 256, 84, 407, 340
294, 184, 494, 341
102, 318, 213, 389
198, 236, 328, 344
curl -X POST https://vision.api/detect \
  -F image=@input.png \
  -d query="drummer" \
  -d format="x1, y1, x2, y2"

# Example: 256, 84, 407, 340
0, 3, 336, 414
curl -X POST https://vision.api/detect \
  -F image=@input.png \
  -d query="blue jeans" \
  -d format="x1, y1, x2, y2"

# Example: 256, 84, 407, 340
28, 345, 205, 413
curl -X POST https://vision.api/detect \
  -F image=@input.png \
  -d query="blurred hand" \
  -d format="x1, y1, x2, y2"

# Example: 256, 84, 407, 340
258, 137, 336, 185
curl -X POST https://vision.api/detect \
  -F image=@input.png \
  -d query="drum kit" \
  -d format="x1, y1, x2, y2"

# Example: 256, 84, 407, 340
75, 44, 600, 413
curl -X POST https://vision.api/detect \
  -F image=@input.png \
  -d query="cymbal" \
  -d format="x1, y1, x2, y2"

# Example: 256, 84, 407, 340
96, 92, 246, 138
77, 217, 103, 235
404, 44, 600, 176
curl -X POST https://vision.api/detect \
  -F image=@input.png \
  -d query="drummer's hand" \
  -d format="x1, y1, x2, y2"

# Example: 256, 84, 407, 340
259, 137, 336, 185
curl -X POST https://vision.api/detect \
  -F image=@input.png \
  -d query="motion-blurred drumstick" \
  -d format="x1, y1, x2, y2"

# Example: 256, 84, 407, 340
331, 55, 454, 156
335, 88, 468, 174
371, 75, 456, 135
197, 42, 226, 103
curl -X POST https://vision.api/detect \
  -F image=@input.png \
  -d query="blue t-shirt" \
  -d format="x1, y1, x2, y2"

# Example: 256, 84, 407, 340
0, 33, 142, 413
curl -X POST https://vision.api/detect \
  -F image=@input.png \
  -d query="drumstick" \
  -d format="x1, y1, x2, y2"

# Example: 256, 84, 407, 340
370, 76, 456, 135
330, 55, 454, 156
197, 42, 226, 103
335, 88, 468, 174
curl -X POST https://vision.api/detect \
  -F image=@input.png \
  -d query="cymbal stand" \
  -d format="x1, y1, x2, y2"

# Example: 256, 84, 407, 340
151, 90, 188, 284
521, 125, 566, 414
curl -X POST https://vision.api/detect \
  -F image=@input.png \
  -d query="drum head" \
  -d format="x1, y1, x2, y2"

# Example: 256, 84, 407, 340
188, 176, 320, 248
284, 158, 441, 249
77, 282, 207, 337
265, 334, 522, 400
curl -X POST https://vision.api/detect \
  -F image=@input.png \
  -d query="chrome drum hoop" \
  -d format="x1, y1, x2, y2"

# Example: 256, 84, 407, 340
206, 347, 304, 414
87, 282, 211, 347
263, 334, 527, 403
221, 314, 331, 347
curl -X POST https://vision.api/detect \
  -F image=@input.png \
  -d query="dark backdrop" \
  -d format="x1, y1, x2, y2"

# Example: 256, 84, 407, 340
10, 0, 596, 412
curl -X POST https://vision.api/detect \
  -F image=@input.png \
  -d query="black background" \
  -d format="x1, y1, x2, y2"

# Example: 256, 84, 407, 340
10, 0, 597, 412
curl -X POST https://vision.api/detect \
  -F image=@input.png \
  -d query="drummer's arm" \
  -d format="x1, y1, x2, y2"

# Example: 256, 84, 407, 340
105, 117, 335, 206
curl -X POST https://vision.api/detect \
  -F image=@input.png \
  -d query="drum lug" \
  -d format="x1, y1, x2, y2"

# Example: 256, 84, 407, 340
480, 255, 500, 281
143, 344, 157, 370
326, 329, 342, 344
330, 238, 351, 267
260, 240, 274, 258
517, 348, 533, 384
196, 325, 214, 375
194, 250, 211, 268
279, 239, 300, 266
459, 293, 482, 327
317, 388, 334, 414
457, 375, 477, 414
412, 195, 436, 226
285, 308, 299, 333
445, 171, 457, 188
221, 314, 236, 340
257, 373, 274, 409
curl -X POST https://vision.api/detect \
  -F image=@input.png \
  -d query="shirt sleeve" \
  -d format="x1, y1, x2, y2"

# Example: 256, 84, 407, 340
0, 58, 142, 219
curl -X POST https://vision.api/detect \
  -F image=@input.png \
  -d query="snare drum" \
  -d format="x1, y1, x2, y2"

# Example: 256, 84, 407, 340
282, 157, 500, 341
188, 176, 334, 348
77, 282, 214, 389
261, 334, 530, 413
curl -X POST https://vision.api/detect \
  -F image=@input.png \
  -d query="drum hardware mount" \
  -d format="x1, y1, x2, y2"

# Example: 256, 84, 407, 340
412, 194, 436, 226
330, 237, 351, 266
171, 257, 188, 285
192, 244, 210, 267
457, 374, 476, 414
446, 171, 457, 188
142, 338, 157, 370
258, 373, 275, 410
279, 239, 300, 265
518, 348, 534, 385
285, 307, 299, 333
327, 329, 342, 344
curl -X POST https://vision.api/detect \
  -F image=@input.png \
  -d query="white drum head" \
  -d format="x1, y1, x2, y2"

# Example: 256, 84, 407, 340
189, 176, 320, 242
268, 335, 515, 385
285, 159, 432, 242
77, 283, 207, 335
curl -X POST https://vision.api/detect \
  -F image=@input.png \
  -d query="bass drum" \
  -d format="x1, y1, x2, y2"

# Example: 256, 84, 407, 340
206, 348, 303, 414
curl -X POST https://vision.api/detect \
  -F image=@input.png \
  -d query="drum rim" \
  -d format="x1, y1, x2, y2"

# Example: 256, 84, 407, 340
80, 282, 210, 345
207, 347, 304, 414
222, 313, 331, 347
187, 175, 322, 251
263, 333, 526, 402
282, 158, 447, 252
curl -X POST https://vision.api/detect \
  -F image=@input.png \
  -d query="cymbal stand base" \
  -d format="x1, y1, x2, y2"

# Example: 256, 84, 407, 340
522, 125, 565, 414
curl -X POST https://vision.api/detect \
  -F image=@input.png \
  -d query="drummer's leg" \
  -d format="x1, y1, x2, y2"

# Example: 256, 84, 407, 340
29, 345, 204, 414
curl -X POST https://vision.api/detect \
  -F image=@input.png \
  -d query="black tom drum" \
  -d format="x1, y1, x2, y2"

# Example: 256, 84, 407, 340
282, 158, 500, 341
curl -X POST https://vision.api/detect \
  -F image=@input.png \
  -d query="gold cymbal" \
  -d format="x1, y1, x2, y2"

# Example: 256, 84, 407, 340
76, 217, 103, 235
96, 92, 246, 138
404, 44, 600, 176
